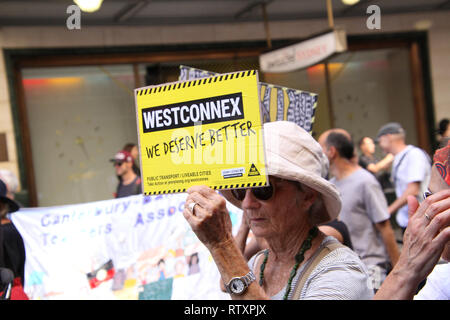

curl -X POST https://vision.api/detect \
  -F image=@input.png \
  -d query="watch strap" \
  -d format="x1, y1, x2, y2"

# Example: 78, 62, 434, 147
242, 270, 256, 286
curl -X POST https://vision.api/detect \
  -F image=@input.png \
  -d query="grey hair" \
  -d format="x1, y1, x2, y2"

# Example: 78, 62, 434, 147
391, 132, 406, 141
0, 170, 19, 193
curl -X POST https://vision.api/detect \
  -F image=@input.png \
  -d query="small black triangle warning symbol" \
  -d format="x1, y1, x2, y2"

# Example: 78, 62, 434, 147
248, 163, 260, 176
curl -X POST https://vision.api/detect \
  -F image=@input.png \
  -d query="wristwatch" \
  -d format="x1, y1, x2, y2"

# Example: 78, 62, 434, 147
225, 271, 256, 295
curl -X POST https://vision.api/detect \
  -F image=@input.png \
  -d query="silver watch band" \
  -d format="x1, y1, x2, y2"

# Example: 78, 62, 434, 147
241, 270, 256, 286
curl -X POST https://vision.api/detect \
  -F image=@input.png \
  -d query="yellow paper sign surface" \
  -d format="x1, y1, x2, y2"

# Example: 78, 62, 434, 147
135, 70, 268, 195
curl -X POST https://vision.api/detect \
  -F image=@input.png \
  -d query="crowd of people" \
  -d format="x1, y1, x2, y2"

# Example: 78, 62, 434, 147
1, 118, 449, 300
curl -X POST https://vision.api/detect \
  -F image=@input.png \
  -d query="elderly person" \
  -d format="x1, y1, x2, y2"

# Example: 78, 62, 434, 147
375, 141, 450, 299
183, 121, 373, 299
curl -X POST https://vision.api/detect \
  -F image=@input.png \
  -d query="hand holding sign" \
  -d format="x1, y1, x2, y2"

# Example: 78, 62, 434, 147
183, 185, 233, 250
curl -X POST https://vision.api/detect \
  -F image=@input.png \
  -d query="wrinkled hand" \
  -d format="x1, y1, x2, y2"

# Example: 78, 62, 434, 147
183, 185, 233, 249
397, 189, 450, 282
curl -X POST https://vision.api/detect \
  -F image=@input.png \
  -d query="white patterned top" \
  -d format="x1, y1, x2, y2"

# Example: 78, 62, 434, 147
248, 236, 374, 300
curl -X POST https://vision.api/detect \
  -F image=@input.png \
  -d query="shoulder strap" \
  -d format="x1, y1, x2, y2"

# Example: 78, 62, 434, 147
392, 148, 411, 185
291, 241, 343, 300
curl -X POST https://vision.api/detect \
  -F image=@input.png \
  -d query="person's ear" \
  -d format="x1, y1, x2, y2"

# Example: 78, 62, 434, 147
300, 187, 319, 212
327, 146, 337, 159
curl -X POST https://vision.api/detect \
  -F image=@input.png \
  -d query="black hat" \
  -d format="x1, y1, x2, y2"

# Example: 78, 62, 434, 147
0, 179, 19, 213
376, 122, 405, 142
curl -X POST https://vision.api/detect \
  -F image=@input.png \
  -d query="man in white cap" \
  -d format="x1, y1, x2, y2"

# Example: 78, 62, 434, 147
376, 122, 431, 232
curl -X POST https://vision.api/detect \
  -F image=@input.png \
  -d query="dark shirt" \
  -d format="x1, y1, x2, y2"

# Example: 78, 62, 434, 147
324, 219, 353, 250
358, 154, 375, 170
116, 176, 142, 198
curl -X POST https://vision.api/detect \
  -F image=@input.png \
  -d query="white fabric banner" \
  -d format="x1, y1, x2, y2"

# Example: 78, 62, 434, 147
11, 193, 243, 300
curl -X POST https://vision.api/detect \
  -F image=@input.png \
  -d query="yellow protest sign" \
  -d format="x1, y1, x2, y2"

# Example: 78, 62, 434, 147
135, 70, 268, 195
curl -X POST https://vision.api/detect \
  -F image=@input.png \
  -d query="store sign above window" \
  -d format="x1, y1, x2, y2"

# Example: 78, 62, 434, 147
259, 29, 347, 73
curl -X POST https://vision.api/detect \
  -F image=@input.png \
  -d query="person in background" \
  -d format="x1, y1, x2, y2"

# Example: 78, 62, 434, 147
375, 141, 450, 299
110, 150, 141, 198
358, 136, 395, 203
357, 137, 394, 194
122, 143, 140, 177
358, 136, 394, 176
318, 129, 400, 292
436, 118, 450, 149
376, 122, 431, 232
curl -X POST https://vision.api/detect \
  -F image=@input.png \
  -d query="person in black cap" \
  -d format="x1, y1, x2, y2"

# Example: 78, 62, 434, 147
0, 179, 25, 288
376, 122, 431, 232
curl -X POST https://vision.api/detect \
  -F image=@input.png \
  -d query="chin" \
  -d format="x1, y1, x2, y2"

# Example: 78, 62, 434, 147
249, 225, 270, 238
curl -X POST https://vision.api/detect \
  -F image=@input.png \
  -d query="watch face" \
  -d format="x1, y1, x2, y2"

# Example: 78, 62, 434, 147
230, 278, 245, 294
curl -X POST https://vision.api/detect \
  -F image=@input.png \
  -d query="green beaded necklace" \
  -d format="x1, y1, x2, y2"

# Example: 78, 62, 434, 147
259, 226, 319, 300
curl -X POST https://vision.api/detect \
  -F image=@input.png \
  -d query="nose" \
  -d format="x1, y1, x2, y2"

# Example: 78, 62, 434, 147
241, 189, 261, 210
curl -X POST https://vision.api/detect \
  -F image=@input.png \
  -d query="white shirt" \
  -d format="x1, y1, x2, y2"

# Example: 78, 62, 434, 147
392, 145, 431, 228
414, 263, 450, 300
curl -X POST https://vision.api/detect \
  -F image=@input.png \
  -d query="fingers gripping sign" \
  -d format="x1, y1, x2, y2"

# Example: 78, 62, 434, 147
184, 185, 234, 249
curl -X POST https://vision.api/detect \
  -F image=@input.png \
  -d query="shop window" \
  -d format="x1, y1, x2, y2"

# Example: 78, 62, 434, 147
22, 65, 138, 206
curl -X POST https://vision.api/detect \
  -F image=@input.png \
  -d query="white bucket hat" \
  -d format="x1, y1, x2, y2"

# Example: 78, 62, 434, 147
222, 121, 341, 224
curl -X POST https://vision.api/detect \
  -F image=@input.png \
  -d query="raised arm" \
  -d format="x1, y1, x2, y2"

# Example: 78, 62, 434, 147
184, 185, 269, 300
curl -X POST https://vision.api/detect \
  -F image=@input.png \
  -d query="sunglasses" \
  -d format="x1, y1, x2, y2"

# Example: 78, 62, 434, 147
231, 183, 274, 201
113, 161, 124, 167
